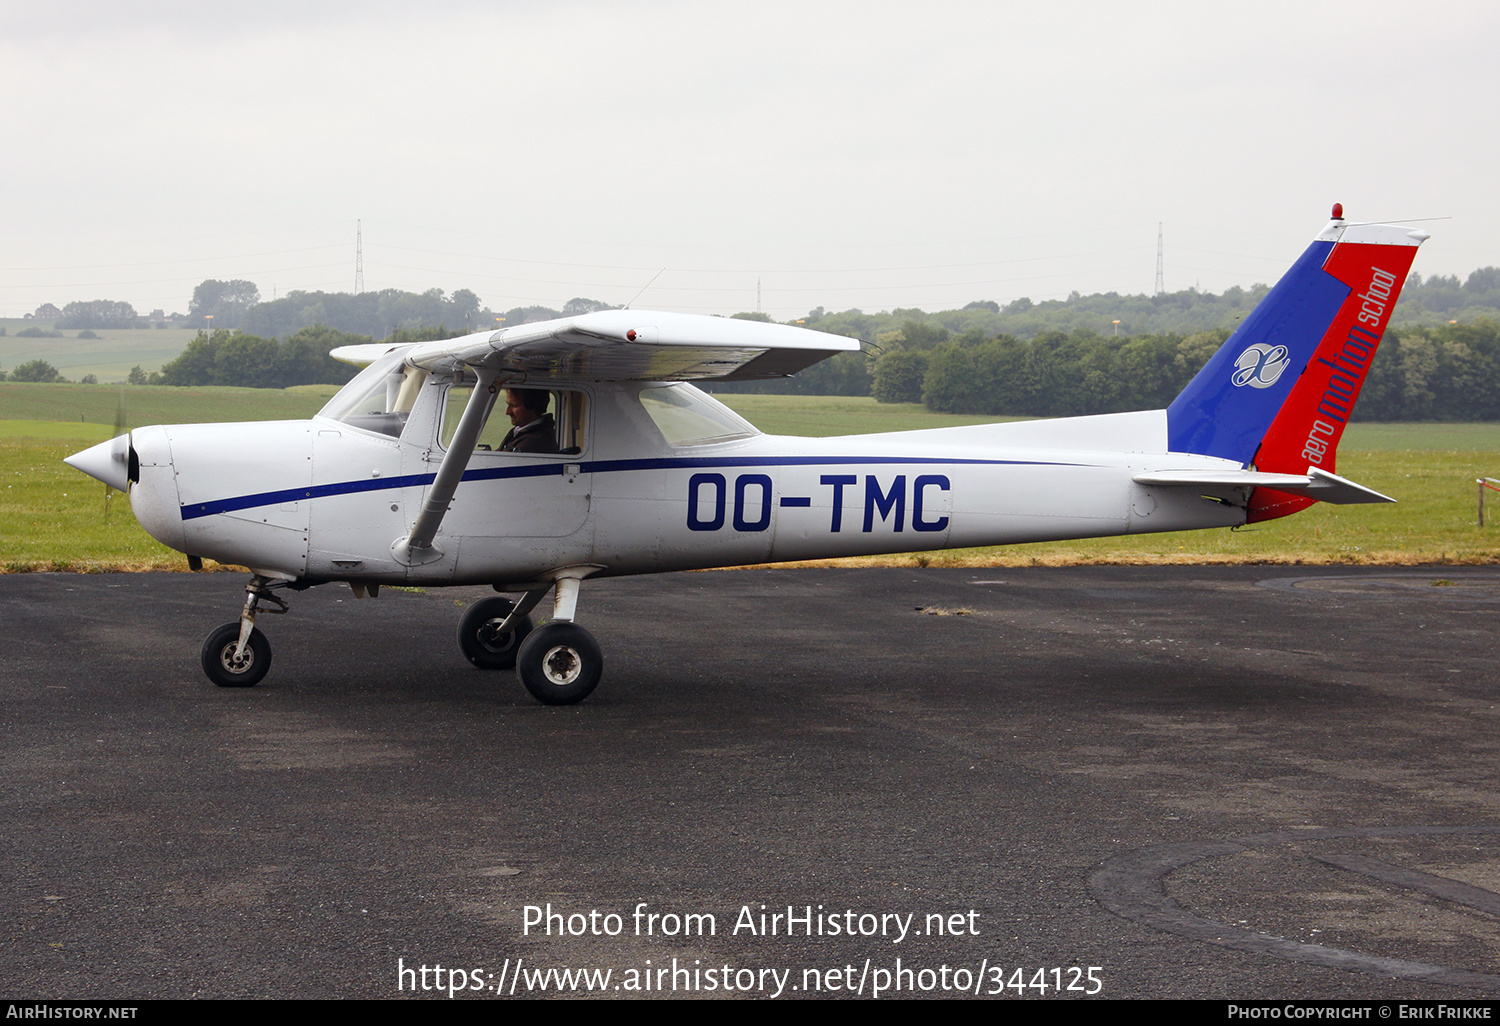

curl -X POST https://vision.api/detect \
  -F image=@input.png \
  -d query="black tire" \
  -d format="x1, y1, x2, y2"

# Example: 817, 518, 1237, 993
201, 622, 271, 688
517, 622, 603, 705
458, 597, 533, 670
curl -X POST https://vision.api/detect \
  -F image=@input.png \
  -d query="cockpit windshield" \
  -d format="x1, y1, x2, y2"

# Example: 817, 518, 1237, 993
317, 350, 429, 438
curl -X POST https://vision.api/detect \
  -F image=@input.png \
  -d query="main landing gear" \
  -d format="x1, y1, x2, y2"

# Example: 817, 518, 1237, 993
458, 574, 603, 705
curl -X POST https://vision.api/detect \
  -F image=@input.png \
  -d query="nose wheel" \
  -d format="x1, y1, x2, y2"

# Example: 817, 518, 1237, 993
202, 623, 271, 687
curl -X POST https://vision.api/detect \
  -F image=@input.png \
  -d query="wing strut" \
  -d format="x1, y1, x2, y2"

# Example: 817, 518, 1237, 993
398, 367, 499, 562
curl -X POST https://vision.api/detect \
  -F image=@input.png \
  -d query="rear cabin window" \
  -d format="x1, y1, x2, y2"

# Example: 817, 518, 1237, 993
638, 385, 758, 447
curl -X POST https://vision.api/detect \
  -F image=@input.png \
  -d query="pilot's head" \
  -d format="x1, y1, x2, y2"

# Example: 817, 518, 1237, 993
504, 388, 550, 428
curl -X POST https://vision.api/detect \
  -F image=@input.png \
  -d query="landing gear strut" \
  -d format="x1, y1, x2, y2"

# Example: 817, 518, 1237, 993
201, 575, 290, 688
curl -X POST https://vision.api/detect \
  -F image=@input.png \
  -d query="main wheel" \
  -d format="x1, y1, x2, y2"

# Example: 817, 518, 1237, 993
201, 622, 271, 688
517, 623, 602, 705
458, 597, 533, 670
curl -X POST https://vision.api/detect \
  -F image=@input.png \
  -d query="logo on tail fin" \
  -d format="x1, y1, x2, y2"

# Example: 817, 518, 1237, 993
1231, 344, 1290, 389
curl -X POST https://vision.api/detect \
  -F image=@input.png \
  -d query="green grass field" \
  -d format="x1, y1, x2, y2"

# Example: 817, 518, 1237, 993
0, 380, 327, 425
1, 385, 1496, 571
0, 323, 200, 382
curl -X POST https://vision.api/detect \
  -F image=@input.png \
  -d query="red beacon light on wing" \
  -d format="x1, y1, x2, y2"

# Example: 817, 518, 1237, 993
1331, 202, 1344, 220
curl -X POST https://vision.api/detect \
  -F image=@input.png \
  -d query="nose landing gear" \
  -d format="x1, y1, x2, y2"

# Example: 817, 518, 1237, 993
200, 575, 290, 688
201, 622, 271, 687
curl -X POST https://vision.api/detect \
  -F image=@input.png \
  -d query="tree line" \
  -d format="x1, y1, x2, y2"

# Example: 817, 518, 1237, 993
863, 319, 1500, 422
0, 360, 90, 383
28, 265, 1500, 342
149, 325, 369, 388
140, 324, 472, 388
13, 314, 1493, 424
241, 288, 484, 339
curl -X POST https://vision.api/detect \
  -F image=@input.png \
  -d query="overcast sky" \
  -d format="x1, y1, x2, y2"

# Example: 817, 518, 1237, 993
2, 1, 1493, 321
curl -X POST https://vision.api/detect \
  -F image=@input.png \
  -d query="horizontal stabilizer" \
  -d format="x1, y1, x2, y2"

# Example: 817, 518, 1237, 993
1134, 467, 1394, 504
403, 310, 859, 382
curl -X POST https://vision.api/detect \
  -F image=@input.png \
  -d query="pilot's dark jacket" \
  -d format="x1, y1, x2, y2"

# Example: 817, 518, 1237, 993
500, 413, 559, 454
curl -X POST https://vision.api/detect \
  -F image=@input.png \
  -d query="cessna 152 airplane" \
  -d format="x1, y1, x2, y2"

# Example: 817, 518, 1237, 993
65, 206, 1426, 705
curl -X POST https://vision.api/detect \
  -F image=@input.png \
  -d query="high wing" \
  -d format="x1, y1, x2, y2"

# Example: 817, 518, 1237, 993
397, 310, 860, 381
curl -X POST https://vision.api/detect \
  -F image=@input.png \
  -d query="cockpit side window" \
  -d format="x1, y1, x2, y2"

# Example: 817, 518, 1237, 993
439, 382, 588, 455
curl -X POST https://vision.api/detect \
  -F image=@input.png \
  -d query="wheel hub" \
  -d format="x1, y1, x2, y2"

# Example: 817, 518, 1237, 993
220, 644, 254, 673
541, 645, 582, 686
478, 620, 515, 652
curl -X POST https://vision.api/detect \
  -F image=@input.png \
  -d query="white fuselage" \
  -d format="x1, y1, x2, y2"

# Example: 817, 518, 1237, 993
126, 377, 1246, 587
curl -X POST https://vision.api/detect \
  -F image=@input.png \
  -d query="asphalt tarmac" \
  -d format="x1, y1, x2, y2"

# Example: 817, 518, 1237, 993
3, 566, 1499, 1000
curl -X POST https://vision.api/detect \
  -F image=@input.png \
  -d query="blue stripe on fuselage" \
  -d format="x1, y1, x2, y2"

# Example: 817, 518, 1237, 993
178, 454, 1092, 521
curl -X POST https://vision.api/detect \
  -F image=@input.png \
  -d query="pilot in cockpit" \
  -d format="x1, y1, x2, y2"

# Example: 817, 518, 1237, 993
499, 388, 561, 454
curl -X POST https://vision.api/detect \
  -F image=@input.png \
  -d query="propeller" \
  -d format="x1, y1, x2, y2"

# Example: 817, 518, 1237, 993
64, 390, 132, 496
104, 388, 128, 518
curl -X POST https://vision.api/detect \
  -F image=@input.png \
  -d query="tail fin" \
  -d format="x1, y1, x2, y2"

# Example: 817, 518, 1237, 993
1166, 205, 1427, 521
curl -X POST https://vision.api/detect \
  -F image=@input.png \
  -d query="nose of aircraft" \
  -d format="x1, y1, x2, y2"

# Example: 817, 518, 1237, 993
64, 433, 133, 492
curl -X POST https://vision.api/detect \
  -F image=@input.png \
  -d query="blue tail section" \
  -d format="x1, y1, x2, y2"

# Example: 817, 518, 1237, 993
1166, 238, 1346, 465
